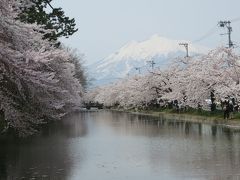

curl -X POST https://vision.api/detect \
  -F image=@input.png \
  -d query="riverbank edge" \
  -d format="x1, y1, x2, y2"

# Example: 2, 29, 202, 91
110, 108, 240, 131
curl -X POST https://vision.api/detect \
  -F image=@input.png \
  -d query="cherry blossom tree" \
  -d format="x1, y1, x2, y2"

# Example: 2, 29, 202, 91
87, 47, 240, 113
0, 0, 85, 136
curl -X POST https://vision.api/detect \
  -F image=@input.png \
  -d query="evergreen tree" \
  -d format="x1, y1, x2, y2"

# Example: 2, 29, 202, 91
17, 0, 78, 45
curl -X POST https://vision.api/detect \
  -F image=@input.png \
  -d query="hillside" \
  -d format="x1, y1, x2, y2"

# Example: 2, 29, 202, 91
89, 35, 208, 86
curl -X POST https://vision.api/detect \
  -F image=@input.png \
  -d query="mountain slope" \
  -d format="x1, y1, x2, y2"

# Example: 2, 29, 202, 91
89, 34, 208, 86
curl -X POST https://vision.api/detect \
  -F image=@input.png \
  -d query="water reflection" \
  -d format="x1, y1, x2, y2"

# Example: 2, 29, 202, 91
0, 113, 88, 180
83, 111, 240, 179
1, 110, 240, 179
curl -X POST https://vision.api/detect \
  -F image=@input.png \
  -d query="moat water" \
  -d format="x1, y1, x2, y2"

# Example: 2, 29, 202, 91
1, 110, 240, 180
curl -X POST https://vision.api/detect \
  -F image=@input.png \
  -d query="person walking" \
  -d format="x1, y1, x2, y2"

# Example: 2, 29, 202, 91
229, 102, 234, 119
223, 101, 230, 120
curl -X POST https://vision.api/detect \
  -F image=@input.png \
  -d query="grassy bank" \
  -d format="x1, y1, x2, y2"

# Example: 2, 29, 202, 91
152, 107, 240, 119
125, 107, 240, 120
111, 107, 240, 130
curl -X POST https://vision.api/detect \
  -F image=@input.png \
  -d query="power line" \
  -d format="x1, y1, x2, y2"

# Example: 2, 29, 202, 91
230, 17, 240, 23
191, 16, 240, 44
192, 25, 218, 43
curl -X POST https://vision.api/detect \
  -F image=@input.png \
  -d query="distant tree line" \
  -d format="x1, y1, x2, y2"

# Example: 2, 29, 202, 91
86, 47, 240, 114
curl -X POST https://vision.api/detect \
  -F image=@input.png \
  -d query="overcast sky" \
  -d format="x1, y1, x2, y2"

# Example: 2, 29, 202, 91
52, 0, 240, 64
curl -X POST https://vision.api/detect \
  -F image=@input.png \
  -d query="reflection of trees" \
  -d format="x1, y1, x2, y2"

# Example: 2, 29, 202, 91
59, 112, 88, 138
184, 122, 191, 134
75, 111, 240, 178
96, 111, 209, 138
146, 119, 240, 178
211, 125, 217, 136
2, 110, 239, 179
94, 111, 240, 176
0, 139, 7, 180
0, 112, 88, 179
97, 111, 240, 178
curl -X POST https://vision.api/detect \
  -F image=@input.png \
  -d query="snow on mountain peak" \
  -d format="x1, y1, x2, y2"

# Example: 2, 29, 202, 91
89, 35, 209, 86
104, 34, 207, 63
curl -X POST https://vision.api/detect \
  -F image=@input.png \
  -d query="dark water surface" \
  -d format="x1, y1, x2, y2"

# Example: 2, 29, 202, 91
1, 110, 240, 180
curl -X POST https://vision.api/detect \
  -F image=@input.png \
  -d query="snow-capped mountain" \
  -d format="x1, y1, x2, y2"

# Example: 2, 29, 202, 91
89, 34, 208, 86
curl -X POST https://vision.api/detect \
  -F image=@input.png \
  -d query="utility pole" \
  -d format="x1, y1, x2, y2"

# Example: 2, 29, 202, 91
179, 43, 189, 57
218, 21, 234, 48
135, 67, 141, 74
147, 60, 156, 70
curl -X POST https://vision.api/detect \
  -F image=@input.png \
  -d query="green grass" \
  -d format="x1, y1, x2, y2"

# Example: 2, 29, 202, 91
232, 112, 240, 120
112, 106, 240, 121
179, 108, 223, 118
141, 107, 240, 120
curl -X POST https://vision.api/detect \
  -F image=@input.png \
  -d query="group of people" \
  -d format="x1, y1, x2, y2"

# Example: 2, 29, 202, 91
222, 99, 238, 120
